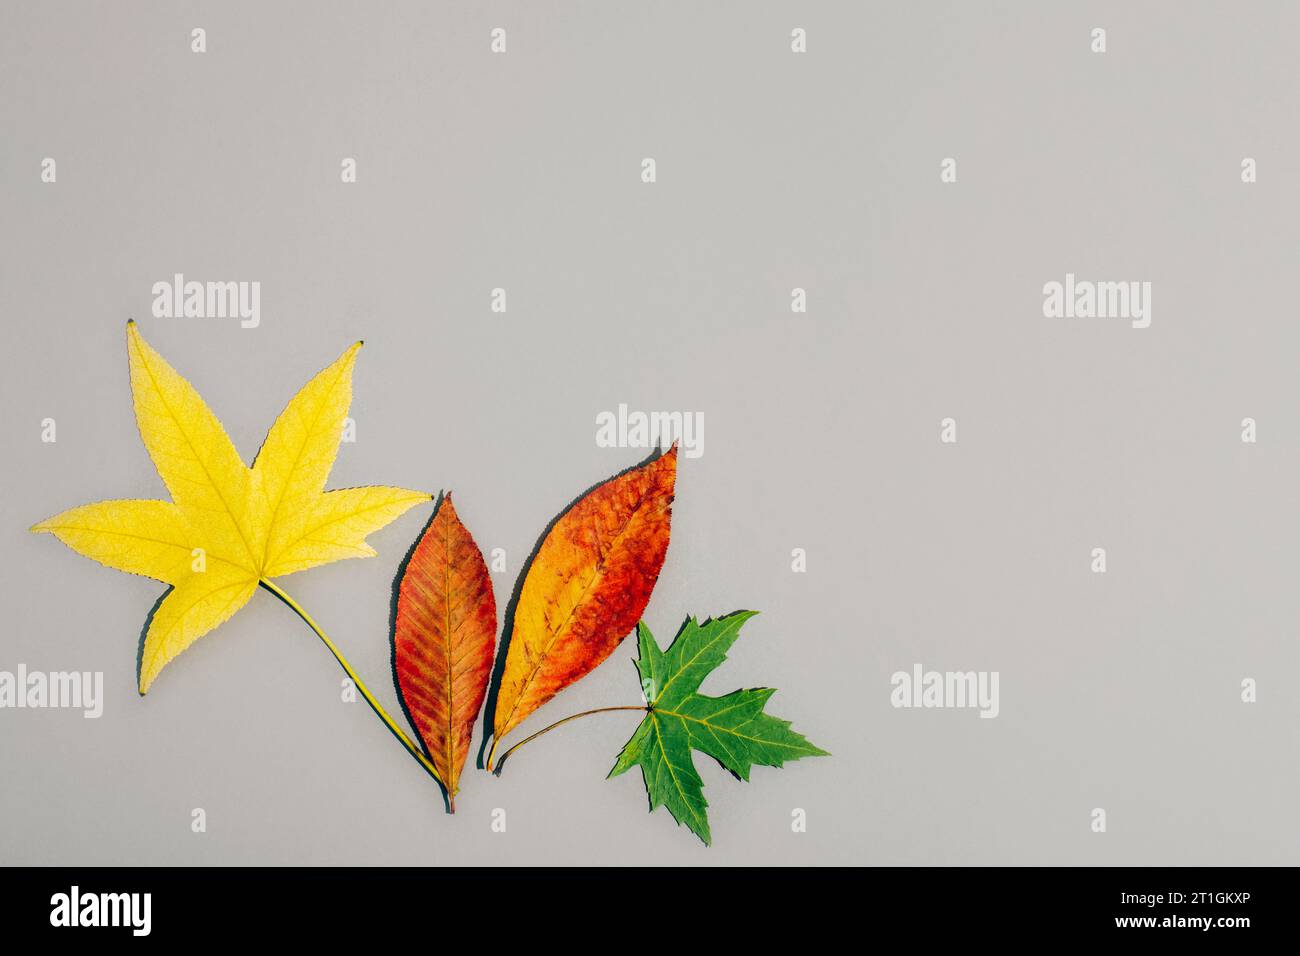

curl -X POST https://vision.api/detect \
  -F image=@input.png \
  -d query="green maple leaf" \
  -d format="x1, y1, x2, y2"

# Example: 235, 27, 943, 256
609, 611, 828, 845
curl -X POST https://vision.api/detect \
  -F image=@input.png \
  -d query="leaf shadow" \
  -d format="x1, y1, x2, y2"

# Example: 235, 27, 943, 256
475, 445, 669, 770
135, 586, 172, 697
388, 491, 453, 814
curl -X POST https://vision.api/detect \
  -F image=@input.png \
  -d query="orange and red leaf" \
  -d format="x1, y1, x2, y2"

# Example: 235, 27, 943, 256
393, 495, 497, 803
491, 447, 677, 750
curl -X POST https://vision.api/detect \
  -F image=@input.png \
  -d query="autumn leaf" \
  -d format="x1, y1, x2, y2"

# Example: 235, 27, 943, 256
31, 321, 430, 693
610, 613, 828, 845
392, 494, 496, 809
486, 447, 677, 766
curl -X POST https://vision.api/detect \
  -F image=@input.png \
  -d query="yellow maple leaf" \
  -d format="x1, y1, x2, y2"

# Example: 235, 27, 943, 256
31, 321, 431, 693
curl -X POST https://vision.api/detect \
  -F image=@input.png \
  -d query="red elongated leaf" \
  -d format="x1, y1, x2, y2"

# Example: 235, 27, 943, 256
489, 447, 677, 763
393, 494, 496, 807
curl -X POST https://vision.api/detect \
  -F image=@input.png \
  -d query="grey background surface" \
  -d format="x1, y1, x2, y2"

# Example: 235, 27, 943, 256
3, 1, 1299, 865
